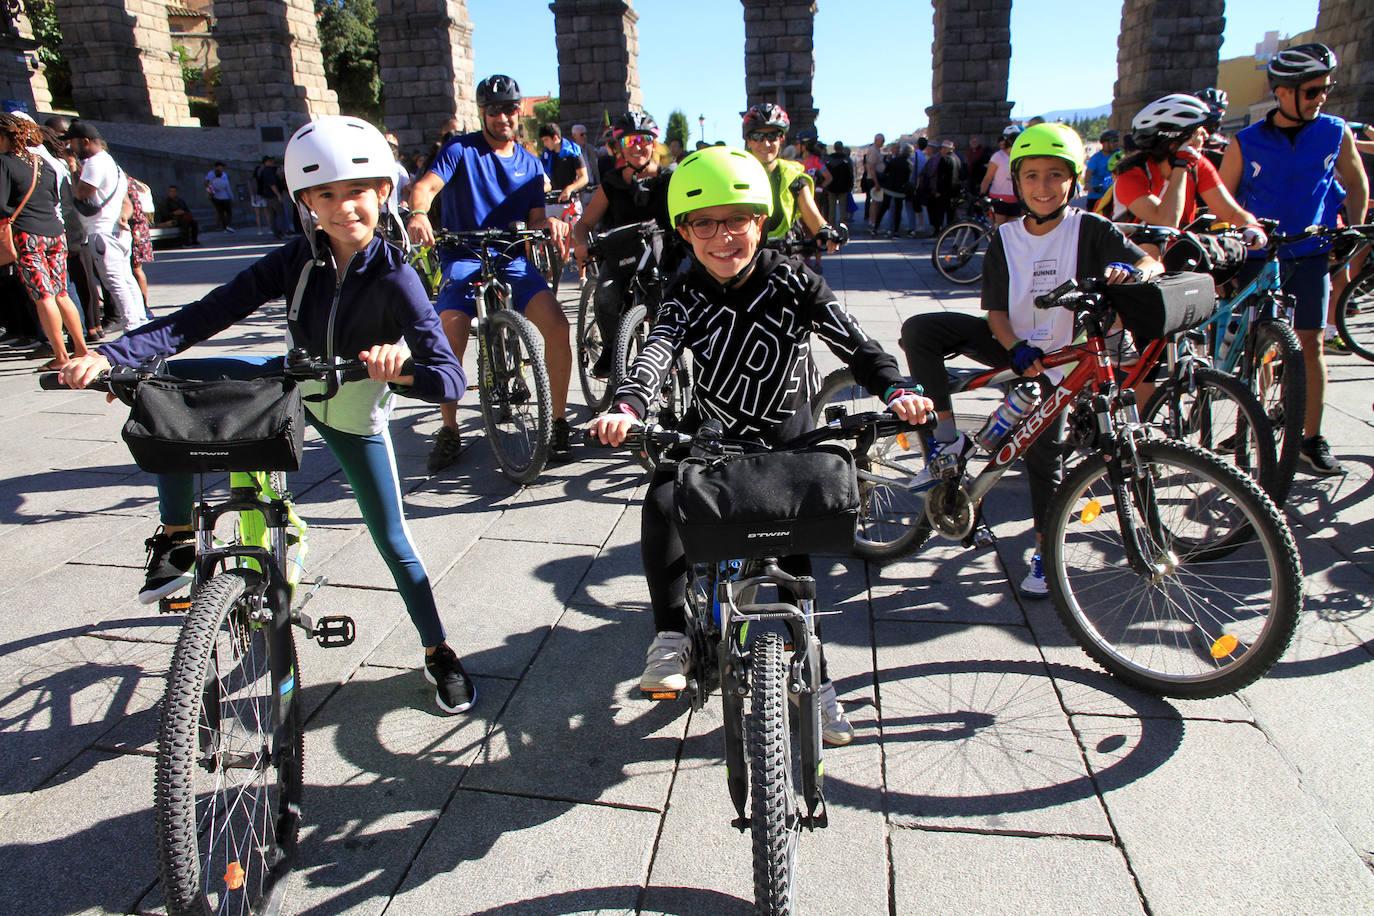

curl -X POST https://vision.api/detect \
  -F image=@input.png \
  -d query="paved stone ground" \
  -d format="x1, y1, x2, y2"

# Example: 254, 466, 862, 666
1, 229, 1373, 915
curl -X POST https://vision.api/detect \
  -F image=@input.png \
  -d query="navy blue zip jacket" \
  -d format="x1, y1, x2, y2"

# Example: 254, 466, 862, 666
100, 234, 464, 430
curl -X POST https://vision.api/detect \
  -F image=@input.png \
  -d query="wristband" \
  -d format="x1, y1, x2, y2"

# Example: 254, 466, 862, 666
615, 402, 641, 420
408, 210, 428, 218
883, 383, 923, 403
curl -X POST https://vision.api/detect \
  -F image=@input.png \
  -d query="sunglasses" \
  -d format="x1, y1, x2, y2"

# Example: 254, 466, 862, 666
747, 130, 783, 143
1300, 82, 1335, 101
484, 103, 520, 117
684, 213, 758, 240
622, 133, 655, 147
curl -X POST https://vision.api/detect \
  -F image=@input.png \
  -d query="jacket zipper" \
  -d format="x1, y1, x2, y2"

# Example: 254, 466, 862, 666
322, 250, 358, 427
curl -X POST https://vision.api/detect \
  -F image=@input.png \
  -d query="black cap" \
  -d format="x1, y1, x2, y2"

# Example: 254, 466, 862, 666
62, 120, 101, 141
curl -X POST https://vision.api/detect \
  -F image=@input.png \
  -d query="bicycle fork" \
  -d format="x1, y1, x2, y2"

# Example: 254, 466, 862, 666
1097, 393, 1177, 580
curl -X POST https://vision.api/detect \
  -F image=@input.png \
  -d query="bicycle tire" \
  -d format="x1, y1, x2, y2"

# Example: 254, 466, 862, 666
1042, 439, 1301, 699
809, 368, 931, 561
1334, 263, 1374, 362
613, 303, 650, 399
932, 221, 990, 285
575, 267, 612, 413
1246, 320, 1305, 496
479, 309, 553, 484
749, 631, 799, 916
1141, 365, 1281, 501
532, 238, 561, 296
155, 570, 303, 915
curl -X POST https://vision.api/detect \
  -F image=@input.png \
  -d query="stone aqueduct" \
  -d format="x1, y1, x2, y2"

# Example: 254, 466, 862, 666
0, 0, 1371, 149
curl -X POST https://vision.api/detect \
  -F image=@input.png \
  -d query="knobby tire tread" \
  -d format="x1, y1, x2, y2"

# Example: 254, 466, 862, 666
749, 632, 796, 915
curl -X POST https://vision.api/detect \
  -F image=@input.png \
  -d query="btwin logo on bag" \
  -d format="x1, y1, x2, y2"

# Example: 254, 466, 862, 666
188, 449, 231, 458
748, 529, 791, 539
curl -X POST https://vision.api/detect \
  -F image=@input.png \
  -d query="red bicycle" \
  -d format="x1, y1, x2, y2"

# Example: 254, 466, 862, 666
813, 277, 1301, 698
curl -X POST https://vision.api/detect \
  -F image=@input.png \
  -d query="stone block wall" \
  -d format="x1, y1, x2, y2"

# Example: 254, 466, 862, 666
1315, 0, 1374, 125
551, 0, 642, 131
377, 0, 477, 149
1110, 0, 1224, 132
926, 0, 1012, 146
0, 8, 52, 114
214, 0, 338, 131
53, 0, 196, 125
742, 0, 817, 141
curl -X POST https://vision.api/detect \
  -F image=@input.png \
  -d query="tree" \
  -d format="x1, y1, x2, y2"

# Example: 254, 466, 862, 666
666, 109, 689, 148
533, 97, 559, 125
1068, 113, 1110, 142
315, 0, 382, 123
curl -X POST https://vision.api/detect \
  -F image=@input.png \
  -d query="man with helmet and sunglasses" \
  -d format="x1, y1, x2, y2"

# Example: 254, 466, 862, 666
741, 102, 846, 254
900, 122, 1160, 597
572, 110, 676, 379
1218, 42, 1369, 475
407, 74, 577, 472
58, 115, 477, 715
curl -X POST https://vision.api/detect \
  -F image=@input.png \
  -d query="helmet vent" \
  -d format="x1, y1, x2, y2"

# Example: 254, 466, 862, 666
302, 164, 320, 174
685, 189, 703, 198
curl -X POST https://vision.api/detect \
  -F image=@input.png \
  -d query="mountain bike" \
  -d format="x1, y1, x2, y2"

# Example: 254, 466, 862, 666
42, 354, 362, 915
408, 241, 443, 301
810, 276, 1302, 699
529, 191, 577, 295
595, 410, 909, 913
576, 220, 662, 413
436, 228, 555, 484
931, 196, 993, 284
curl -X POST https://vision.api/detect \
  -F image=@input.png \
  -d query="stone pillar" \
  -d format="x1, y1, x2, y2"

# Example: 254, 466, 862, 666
1315, 0, 1374, 125
377, 0, 477, 149
926, 0, 1011, 145
741, 0, 817, 141
214, 0, 339, 131
52, 0, 196, 125
550, 0, 642, 131
0, 7, 51, 114
1111, 0, 1224, 132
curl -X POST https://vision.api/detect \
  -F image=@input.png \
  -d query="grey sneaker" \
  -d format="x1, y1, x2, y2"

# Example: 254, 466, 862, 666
640, 631, 690, 693
818, 681, 855, 746
427, 425, 463, 472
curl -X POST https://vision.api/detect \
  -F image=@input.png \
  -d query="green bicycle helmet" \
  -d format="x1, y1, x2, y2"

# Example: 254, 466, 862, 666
1107, 149, 1124, 172
667, 146, 772, 226
1009, 122, 1086, 177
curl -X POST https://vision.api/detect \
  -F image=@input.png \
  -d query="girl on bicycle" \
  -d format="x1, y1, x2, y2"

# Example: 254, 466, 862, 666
58, 116, 477, 716
589, 147, 933, 745
899, 123, 1160, 598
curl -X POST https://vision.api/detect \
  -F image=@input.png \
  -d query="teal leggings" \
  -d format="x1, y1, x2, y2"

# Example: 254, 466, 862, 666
155, 356, 445, 647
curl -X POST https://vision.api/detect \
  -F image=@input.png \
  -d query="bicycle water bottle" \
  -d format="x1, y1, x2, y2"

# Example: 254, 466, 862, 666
1219, 316, 1241, 356
976, 383, 1040, 452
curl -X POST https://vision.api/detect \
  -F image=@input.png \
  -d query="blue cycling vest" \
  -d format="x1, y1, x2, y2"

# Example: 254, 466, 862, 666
1235, 112, 1346, 259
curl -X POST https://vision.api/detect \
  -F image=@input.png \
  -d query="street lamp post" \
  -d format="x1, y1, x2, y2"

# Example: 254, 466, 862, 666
698, 114, 705, 144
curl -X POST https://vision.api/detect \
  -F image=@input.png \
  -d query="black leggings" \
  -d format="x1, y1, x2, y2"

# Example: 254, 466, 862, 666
874, 193, 905, 233
641, 461, 829, 680
900, 311, 1065, 532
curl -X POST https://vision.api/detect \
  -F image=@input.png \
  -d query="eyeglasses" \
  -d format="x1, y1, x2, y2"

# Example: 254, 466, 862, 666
684, 213, 758, 239
747, 131, 783, 143
484, 103, 520, 117
1301, 82, 1335, 100
622, 133, 655, 148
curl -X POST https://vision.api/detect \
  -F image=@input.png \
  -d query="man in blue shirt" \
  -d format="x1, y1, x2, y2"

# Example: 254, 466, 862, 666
538, 122, 588, 223
1219, 43, 1368, 475
407, 75, 575, 470
1083, 130, 1118, 212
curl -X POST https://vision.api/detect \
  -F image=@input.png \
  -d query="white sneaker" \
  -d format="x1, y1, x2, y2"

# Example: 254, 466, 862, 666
907, 432, 971, 492
819, 681, 854, 746
1020, 553, 1049, 599
640, 631, 690, 692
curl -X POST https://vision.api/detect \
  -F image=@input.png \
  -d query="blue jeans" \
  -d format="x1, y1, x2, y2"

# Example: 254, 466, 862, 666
154, 355, 446, 647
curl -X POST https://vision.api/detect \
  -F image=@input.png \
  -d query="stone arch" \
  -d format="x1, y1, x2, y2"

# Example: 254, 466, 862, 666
741, 0, 818, 141
550, 0, 643, 130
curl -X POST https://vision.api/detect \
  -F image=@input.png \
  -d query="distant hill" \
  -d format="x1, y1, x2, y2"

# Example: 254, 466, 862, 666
1031, 103, 1111, 122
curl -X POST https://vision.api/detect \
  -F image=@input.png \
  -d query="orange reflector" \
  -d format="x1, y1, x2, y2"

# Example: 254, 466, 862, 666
224, 862, 245, 891
1262, 350, 1277, 365
647, 691, 678, 701
1211, 634, 1240, 658
1080, 498, 1102, 524
897, 432, 911, 450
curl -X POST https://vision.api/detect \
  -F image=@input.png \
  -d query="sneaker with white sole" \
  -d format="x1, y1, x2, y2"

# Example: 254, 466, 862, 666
640, 631, 691, 693
907, 432, 972, 492
139, 527, 194, 604
1299, 434, 1346, 476
424, 643, 476, 714
818, 681, 854, 746
1020, 552, 1049, 599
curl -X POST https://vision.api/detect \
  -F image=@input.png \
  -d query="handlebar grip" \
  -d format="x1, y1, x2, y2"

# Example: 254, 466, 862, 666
38, 372, 66, 391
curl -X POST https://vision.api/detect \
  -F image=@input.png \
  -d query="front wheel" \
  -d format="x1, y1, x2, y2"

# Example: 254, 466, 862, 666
613, 302, 650, 398
1334, 263, 1374, 362
1245, 320, 1305, 496
749, 631, 799, 915
1042, 439, 1301, 699
575, 265, 611, 413
155, 570, 303, 915
931, 221, 990, 284
531, 237, 562, 296
479, 309, 553, 484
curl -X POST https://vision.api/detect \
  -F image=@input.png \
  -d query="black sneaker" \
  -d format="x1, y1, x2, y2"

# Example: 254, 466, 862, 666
1299, 435, 1346, 476
427, 425, 463, 473
424, 644, 476, 714
139, 528, 194, 604
548, 416, 573, 463
591, 348, 613, 380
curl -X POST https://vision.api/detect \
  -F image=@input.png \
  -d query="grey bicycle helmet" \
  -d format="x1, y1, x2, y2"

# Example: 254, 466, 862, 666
1267, 43, 1336, 88
476, 74, 521, 107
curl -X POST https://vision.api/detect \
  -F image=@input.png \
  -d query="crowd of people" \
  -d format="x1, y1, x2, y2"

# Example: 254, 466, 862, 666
19, 39, 1372, 736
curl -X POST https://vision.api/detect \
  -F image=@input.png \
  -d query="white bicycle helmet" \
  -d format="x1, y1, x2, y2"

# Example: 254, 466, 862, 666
285, 115, 396, 200
1267, 43, 1336, 87
1131, 93, 1212, 150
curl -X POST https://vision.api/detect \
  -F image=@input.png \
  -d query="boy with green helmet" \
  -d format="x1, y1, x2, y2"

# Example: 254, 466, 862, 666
590, 146, 933, 746
900, 122, 1160, 598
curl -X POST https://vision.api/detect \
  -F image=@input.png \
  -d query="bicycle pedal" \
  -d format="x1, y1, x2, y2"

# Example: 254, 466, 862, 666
158, 595, 193, 615
312, 615, 356, 648
964, 525, 997, 550
640, 687, 682, 702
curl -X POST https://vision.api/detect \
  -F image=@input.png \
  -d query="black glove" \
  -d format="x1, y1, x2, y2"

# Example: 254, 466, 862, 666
1010, 341, 1044, 375
816, 223, 849, 246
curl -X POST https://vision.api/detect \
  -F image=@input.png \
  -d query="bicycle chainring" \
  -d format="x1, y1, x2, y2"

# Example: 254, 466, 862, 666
925, 479, 975, 540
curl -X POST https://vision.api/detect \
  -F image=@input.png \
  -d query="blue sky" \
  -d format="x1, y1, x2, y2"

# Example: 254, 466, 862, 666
468, 0, 1320, 146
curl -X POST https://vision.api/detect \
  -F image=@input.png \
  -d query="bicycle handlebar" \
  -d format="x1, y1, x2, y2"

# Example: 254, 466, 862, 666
583, 410, 930, 456
39, 353, 376, 401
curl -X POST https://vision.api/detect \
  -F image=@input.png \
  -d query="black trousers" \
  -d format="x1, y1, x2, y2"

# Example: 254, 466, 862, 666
900, 311, 1065, 532
211, 198, 232, 229
927, 196, 953, 233
874, 193, 905, 233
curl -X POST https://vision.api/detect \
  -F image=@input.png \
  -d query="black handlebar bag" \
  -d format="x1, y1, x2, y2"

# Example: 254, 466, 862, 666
121, 376, 305, 474
674, 444, 860, 564
1105, 271, 1217, 341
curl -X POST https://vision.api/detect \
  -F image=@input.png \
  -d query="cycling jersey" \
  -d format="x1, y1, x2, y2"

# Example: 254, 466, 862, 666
601, 166, 673, 233
1083, 149, 1114, 200
764, 158, 814, 240
426, 132, 543, 238
540, 137, 584, 192
613, 248, 903, 442
1235, 111, 1346, 259
1114, 157, 1222, 227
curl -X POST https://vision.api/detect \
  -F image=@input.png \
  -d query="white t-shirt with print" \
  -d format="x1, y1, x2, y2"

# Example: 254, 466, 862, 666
995, 209, 1082, 380
78, 150, 127, 237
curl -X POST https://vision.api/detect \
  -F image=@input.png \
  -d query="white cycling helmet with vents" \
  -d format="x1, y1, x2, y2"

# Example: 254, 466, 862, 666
1131, 93, 1212, 149
285, 116, 395, 201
